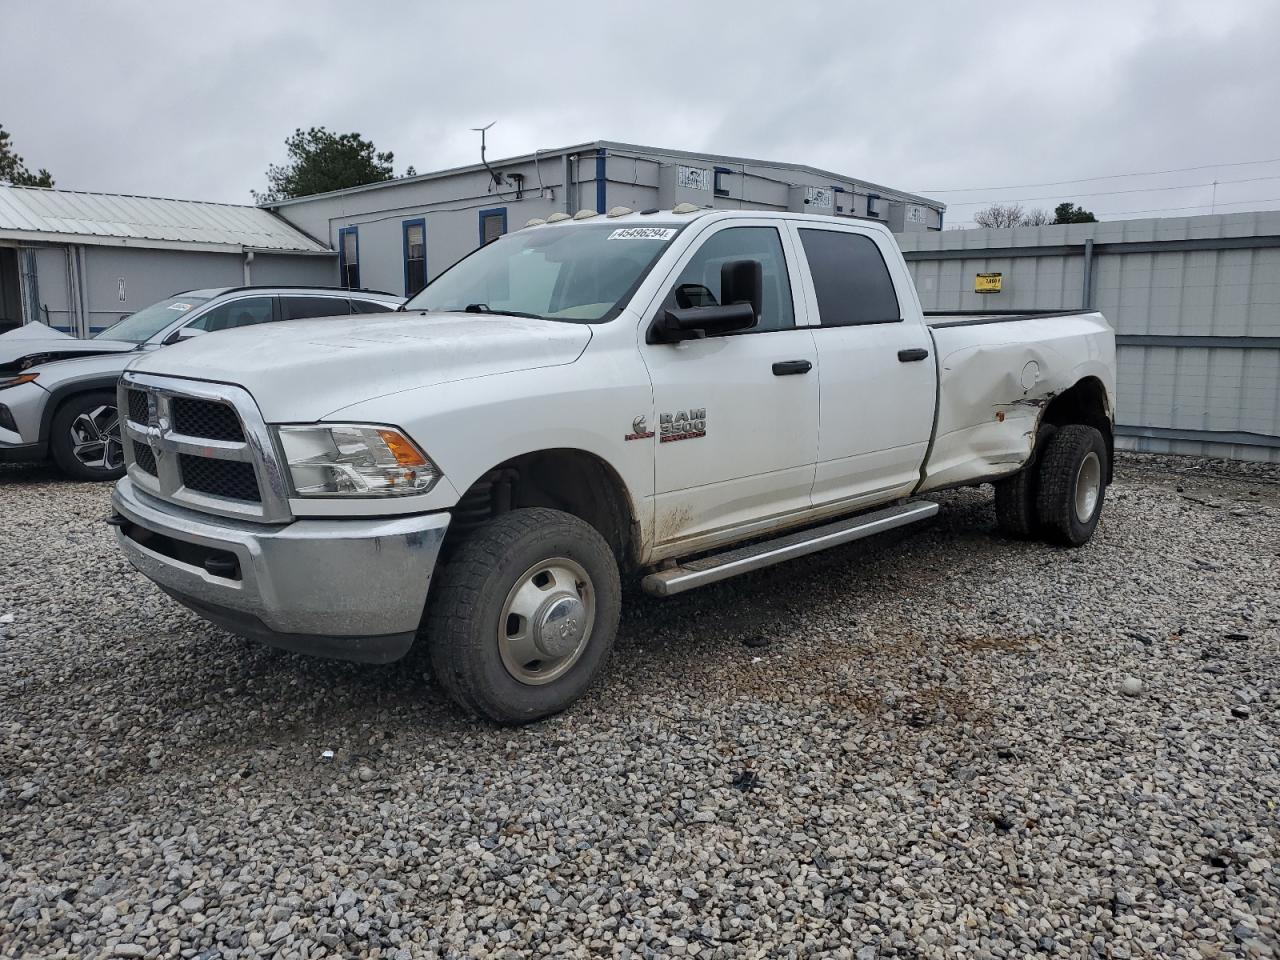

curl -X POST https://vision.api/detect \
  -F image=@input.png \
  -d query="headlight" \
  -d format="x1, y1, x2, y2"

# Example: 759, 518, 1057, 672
275, 424, 440, 497
0, 372, 39, 390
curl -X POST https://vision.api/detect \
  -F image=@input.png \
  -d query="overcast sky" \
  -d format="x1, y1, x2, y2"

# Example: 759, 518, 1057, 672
5, 0, 1280, 226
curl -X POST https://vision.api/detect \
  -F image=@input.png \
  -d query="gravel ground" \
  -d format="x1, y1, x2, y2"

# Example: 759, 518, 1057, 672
1, 453, 1277, 960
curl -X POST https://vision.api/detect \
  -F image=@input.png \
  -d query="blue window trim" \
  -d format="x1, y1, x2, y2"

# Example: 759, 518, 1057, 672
478, 207, 507, 246
713, 166, 732, 198
337, 225, 359, 290
402, 217, 427, 297
595, 148, 607, 214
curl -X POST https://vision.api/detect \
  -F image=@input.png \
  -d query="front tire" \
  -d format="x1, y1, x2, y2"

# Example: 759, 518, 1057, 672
49, 390, 125, 481
1034, 424, 1108, 546
426, 508, 621, 724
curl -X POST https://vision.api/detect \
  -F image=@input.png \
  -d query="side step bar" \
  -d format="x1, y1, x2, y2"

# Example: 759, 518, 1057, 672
641, 500, 939, 597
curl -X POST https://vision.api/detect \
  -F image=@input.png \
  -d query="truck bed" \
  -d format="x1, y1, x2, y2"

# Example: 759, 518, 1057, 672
917, 310, 1116, 493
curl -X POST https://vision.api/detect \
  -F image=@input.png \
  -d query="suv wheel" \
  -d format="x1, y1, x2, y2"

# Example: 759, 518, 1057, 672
50, 391, 126, 481
427, 508, 621, 725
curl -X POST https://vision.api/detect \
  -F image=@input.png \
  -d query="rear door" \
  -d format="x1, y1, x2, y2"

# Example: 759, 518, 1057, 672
641, 221, 819, 546
790, 224, 936, 509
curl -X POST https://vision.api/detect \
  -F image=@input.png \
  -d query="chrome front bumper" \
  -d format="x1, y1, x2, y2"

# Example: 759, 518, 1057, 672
111, 476, 450, 663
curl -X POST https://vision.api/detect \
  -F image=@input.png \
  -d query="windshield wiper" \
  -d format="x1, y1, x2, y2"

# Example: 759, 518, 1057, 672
459, 304, 546, 320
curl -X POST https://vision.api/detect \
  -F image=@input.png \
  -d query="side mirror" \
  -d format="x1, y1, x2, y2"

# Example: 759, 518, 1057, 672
650, 259, 763, 343
162, 326, 207, 346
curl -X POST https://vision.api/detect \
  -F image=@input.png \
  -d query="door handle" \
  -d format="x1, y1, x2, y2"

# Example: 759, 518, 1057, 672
772, 360, 813, 376
898, 348, 930, 362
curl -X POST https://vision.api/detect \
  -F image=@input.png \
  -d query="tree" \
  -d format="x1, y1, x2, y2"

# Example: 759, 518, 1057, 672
0, 124, 54, 187
1053, 202, 1098, 224
974, 203, 1029, 228
1022, 207, 1051, 226
253, 127, 398, 203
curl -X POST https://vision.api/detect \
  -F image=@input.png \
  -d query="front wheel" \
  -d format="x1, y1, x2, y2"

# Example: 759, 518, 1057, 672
1034, 424, 1108, 546
49, 390, 125, 481
426, 507, 621, 724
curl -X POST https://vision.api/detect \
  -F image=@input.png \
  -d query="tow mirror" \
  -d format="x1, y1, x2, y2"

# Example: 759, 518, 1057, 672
163, 326, 207, 346
651, 259, 763, 343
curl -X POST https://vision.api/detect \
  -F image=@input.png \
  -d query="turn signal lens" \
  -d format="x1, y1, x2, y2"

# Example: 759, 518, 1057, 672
275, 424, 440, 497
0, 372, 39, 390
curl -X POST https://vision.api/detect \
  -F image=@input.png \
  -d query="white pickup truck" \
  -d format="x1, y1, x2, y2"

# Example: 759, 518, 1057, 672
111, 207, 1116, 723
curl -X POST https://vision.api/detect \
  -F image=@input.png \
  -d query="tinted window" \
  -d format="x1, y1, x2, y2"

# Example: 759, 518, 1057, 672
352, 299, 394, 314
665, 226, 794, 333
187, 296, 274, 332
281, 296, 351, 321
799, 229, 901, 326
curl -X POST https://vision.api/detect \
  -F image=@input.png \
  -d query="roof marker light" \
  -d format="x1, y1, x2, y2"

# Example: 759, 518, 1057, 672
572, 209, 598, 220
546, 212, 571, 223
524, 217, 546, 228
606, 206, 633, 218
672, 202, 702, 214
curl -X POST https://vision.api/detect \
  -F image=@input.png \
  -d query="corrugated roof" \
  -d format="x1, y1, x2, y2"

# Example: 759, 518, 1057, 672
0, 184, 330, 253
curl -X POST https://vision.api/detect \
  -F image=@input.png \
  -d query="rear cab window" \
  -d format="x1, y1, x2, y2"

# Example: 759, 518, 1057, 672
798, 229, 901, 326
280, 296, 352, 321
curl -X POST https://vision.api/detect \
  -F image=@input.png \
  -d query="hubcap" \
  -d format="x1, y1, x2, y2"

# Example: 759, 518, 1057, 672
70, 404, 123, 471
1074, 450, 1102, 523
498, 558, 595, 685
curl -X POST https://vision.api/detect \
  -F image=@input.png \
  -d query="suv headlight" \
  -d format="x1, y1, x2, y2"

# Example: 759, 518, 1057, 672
275, 424, 440, 497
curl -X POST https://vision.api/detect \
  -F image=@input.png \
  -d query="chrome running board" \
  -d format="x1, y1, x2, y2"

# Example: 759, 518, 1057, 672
641, 500, 939, 597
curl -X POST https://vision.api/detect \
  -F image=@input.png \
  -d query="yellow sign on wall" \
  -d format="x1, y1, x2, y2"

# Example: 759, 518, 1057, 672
975, 272, 1003, 294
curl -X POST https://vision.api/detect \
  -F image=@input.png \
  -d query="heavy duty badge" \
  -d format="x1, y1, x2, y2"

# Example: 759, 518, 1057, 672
624, 415, 654, 441
659, 409, 707, 443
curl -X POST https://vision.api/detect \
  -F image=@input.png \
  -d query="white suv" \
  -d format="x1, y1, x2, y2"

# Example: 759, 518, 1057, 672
0, 286, 401, 480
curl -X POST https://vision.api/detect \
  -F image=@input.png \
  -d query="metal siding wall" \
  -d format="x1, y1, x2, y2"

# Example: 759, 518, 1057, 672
249, 254, 337, 287
899, 213, 1280, 462
84, 247, 242, 333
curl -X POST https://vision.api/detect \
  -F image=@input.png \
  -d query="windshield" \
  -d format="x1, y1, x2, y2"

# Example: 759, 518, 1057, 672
403, 223, 680, 322
94, 296, 210, 343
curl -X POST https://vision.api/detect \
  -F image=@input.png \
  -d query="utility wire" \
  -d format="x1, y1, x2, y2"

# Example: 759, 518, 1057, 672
920, 156, 1280, 193
940, 174, 1280, 207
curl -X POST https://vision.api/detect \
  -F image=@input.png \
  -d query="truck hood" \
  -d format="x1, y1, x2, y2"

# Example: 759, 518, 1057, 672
0, 330, 137, 373
128, 311, 593, 421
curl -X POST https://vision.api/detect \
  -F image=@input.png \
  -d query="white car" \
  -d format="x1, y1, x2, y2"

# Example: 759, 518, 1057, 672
0, 287, 401, 479
110, 208, 1116, 723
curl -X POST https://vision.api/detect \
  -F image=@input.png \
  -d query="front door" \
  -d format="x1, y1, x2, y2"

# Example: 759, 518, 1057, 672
641, 222, 819, 547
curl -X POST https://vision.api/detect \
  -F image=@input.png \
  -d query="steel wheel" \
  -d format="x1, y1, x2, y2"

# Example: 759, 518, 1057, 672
69, 404, 123, 471
1074, 450, 1101, 523
497, 557, 596, 685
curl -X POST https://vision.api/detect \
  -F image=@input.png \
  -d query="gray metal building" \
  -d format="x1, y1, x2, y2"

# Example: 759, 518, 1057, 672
0, 185, 336, 336
897, 212, 1280, 463
265, 140, 947, 299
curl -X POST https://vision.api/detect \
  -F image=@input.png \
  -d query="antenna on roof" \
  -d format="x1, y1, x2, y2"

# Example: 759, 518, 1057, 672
471, 122, 503, 192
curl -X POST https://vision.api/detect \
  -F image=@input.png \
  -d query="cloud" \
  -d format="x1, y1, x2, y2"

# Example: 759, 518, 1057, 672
5, 0, 1279, 222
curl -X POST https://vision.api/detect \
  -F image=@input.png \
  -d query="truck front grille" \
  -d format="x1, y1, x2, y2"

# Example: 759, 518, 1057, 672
120, 374, 290, 523
171, 397, 244, 442
179, 454, 261, 502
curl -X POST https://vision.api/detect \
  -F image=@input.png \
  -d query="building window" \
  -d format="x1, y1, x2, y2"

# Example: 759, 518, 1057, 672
866, 194, 881, 218
479, 207, 507, 246
338, 226, 360, 290
713, 166, 732, 198
403, 218, 427, 297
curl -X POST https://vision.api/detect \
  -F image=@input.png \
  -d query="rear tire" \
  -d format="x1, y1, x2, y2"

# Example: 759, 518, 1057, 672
1034, 424, 1108, 547
993, 424, 1056, 539
426, 507, 621, 725
49, 390, 125, 481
